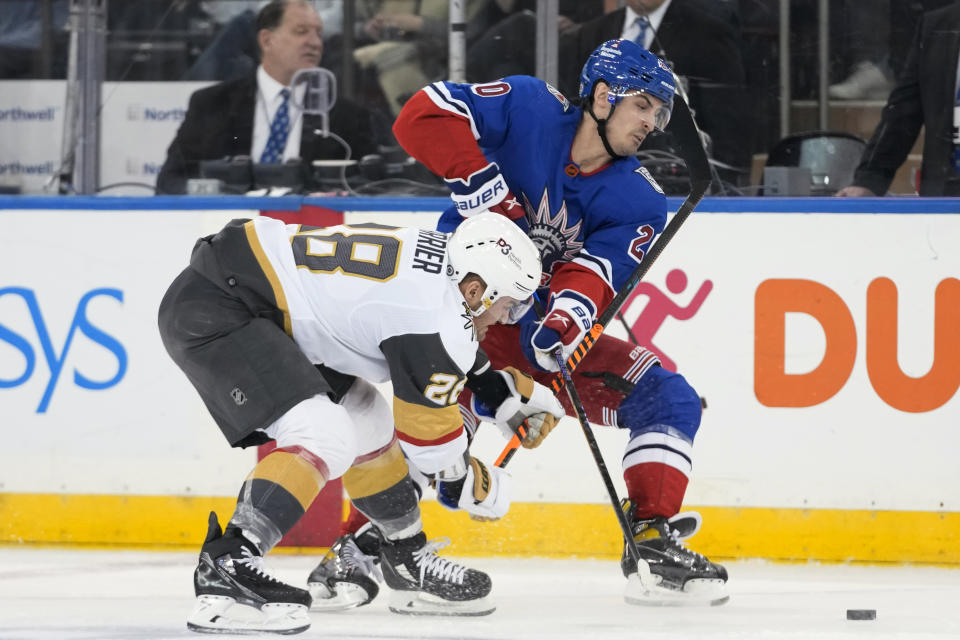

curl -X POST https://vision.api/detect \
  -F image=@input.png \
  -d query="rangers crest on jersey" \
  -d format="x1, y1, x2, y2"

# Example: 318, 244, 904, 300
545, 83, 570, 111
635, 166, 664, 194
524, 188, 583, 285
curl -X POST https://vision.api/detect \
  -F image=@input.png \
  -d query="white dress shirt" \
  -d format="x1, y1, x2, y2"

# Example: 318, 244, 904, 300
252, 65, 307, 162
621, 0, 672, 52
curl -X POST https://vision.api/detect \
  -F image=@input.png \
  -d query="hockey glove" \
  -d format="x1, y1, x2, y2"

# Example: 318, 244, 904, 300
445, 162, 524, 220
525, 294, 594, 372
492, 367, 564, 449
436, 457, 511, 522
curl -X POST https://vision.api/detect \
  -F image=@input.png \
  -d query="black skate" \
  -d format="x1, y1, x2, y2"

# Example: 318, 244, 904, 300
186, 511, 312, 634
308, 526, 382, 611
620, 500, 729, 607
380, 531, 495, 616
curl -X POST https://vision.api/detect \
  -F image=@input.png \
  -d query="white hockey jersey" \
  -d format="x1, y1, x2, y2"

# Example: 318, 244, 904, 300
242, 218, 480, 471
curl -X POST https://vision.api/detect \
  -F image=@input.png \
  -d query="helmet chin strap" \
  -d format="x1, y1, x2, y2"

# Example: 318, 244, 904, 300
586, 99, 624, 160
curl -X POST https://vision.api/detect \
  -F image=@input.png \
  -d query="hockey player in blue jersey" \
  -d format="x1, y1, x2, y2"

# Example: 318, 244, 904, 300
311, 39, 728, 608
393, 39, 728, 606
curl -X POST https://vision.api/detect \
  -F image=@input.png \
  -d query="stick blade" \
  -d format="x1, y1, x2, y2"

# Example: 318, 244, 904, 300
668, 92, 712, 195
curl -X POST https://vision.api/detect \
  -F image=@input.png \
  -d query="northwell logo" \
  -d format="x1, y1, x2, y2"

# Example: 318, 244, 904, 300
124, 158, 163, 176
0, 107, 57, 121
126, 104, 187, 122
0, 161, 55, 176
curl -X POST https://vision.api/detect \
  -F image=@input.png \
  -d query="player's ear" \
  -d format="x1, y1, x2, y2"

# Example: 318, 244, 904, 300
592, 82, 612, 116
458, 274, 483, 306
466, 278, 484, 301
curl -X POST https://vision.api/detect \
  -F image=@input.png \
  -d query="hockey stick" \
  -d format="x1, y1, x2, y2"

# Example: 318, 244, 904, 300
617, 310, 641, 345
495, 92, 711, 468
551, 345, 650, 577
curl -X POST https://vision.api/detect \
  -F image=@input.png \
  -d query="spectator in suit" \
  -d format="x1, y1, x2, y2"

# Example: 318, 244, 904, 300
157, 0, 379, 194
563, 0, 751, 186
836, 2, 960, 197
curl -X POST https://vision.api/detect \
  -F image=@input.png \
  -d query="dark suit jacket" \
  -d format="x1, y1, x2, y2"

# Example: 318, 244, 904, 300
852, 4, 960, 196
157, 72, 379, 194
562, 1, 750, 174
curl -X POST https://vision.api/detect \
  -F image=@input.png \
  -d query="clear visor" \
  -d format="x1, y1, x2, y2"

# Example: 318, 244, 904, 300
505, 296, 534, 324
615, 89, 673, 131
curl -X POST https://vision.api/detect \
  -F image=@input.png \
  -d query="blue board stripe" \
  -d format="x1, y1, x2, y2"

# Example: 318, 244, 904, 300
0, 195, 957, 214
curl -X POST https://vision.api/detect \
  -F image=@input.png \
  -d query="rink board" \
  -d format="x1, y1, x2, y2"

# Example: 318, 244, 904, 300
0, 197, 958, 564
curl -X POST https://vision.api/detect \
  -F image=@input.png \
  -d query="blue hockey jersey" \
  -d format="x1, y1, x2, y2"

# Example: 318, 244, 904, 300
394, 75, 668, 321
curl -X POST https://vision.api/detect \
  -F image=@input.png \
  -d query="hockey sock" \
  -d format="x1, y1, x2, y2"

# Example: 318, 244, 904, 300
342, 439, 422, 540
340, 503, 370, 537
624, 462, 689, 521
228, 445, 328, 552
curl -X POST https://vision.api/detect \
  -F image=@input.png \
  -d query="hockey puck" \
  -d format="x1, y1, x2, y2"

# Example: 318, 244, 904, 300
846, 609, 876, 620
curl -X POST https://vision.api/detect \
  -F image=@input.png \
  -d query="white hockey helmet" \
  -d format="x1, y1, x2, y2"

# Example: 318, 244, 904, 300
446, 211, 542, 317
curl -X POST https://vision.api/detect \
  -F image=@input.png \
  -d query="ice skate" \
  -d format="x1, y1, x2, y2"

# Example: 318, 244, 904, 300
308, 525, 382, 611
186, 511, 311, 634
620, 500, 729, 607
380, 532, 495, 616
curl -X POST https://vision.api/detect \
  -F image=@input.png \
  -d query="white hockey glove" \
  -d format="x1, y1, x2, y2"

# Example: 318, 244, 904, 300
528, 294, 594, 372
436, 457, 511, 522
494, 367, 565, 449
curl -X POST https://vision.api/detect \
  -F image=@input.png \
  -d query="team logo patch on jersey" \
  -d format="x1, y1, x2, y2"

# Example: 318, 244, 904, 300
635, 166, 664, 194
461, 306, 478, 341
231, 387, 247, 406
545, 83, 570, 111
525, 188, 583, 286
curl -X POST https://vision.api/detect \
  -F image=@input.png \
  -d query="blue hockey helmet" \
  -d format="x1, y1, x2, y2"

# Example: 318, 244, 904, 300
578, 39, 676, 131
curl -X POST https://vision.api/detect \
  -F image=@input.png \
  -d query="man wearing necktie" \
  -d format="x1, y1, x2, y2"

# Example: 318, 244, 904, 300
260, 87, 291, 164
631, 14, 651, 49
158, 0, 379, 194
837, 2, 960, 197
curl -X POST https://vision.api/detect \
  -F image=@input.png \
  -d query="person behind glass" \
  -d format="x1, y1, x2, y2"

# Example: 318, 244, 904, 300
562, 0, 750, 186
465, 0, 605, 82
836, 2, 960, 197
0, 0, 69, 79
156, 0, 377, 194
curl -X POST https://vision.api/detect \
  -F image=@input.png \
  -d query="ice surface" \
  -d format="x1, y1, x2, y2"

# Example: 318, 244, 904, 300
1, 548, 958, 640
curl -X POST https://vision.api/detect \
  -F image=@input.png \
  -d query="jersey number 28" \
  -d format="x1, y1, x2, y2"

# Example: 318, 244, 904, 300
292, 225, 401, 282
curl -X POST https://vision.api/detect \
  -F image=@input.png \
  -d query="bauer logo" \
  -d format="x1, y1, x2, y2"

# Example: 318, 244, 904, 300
126, 104, 187, 122
0, 287, 128, 413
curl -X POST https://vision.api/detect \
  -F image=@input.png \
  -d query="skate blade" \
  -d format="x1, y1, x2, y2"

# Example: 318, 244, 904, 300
186, 594, 310, 634
624, 574, 729, 607
387, 590, 495, 616
309, 582, 373, 611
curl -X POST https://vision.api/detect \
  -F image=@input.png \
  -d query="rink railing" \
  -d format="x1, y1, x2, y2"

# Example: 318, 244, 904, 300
1, 196, 958, 564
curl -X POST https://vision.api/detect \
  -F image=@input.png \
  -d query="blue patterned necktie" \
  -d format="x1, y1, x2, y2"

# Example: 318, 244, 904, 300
634, 15, 650, 49
260, 87, 291, 164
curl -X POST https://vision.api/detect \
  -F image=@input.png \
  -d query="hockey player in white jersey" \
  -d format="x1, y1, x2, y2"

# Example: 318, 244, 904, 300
158, 212, 564, 634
